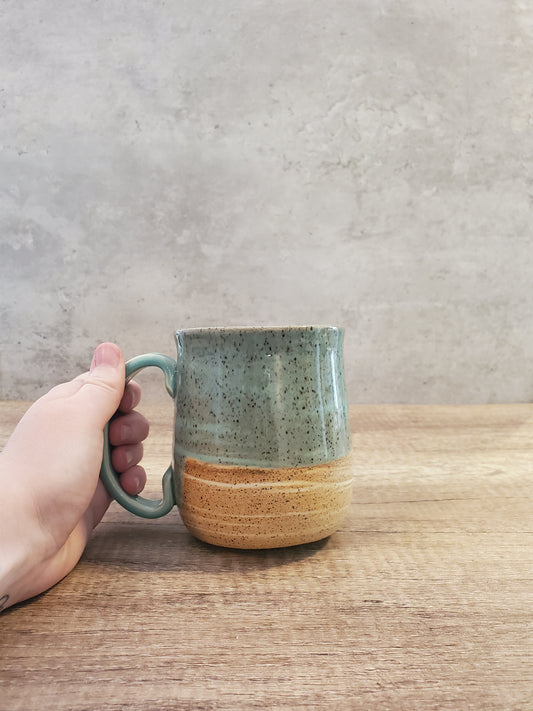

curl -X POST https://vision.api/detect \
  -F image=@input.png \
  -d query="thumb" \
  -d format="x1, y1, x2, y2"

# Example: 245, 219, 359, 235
79, 342, 126, 426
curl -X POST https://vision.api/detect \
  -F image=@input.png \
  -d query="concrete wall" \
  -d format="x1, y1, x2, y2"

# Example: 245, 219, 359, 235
1, 1, 532, 404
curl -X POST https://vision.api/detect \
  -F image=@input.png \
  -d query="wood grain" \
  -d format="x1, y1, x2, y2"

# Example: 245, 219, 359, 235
1, 402, 532, 710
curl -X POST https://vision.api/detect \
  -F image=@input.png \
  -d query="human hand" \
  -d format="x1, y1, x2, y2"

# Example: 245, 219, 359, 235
0, 343, 148, 611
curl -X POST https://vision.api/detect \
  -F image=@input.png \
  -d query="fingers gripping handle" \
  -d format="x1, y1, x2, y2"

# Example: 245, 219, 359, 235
100, 353, 177, 519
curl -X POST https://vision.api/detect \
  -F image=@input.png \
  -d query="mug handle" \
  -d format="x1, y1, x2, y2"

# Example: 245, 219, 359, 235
100, 353, 178, 519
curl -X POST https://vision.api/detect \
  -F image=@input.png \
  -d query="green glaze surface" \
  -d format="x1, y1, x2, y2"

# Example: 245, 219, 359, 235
173, 326, 350, 468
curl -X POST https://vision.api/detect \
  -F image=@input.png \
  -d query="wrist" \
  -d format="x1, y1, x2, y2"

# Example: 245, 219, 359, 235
0, 456, 47, 610
0, 535, 39, 611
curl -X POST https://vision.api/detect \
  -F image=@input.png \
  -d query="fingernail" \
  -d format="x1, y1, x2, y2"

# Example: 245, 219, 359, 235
90, 343, 121, 372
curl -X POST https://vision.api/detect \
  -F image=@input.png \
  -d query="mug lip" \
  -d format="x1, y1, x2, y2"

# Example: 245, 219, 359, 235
175, 325, 343, 336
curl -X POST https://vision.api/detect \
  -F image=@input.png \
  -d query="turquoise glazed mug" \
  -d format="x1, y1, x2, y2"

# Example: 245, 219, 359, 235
100, 326, 353, 549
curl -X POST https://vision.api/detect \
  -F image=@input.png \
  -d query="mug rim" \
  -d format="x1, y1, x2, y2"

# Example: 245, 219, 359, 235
175, 325, 343, 335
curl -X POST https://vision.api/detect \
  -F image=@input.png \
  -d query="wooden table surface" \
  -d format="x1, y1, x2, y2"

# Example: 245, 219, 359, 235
1, 401, 532, 710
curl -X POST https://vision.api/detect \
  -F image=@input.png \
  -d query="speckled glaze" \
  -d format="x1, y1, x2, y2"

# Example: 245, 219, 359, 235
173, 327, 350, 468
100, 326, 353, 548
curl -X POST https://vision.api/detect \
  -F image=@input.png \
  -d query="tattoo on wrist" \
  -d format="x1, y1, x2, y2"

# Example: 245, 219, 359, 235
0, 594, 9, 611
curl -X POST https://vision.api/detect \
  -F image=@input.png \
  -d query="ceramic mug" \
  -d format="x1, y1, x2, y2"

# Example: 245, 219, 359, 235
100, 326, 353, 549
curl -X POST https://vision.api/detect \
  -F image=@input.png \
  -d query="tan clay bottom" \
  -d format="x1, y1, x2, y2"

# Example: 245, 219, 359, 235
179, 454, 354, 549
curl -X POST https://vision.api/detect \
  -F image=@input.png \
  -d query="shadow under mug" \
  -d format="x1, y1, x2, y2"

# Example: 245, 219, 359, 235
100, 326, 353, 549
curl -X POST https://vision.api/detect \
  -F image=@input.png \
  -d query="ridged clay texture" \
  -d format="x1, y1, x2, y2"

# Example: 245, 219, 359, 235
179, 452, 354, 549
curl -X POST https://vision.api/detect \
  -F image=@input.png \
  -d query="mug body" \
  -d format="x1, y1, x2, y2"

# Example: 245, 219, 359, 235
172, 326, 352, 548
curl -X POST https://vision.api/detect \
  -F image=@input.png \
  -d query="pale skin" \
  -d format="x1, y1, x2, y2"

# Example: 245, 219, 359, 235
0, 343, 149, 611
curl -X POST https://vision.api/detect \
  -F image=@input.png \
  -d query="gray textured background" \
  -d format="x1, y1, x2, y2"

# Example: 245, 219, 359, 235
1, 0, 532, 404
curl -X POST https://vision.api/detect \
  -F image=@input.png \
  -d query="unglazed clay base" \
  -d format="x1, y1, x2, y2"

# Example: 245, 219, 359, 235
179, 453, 354, 549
